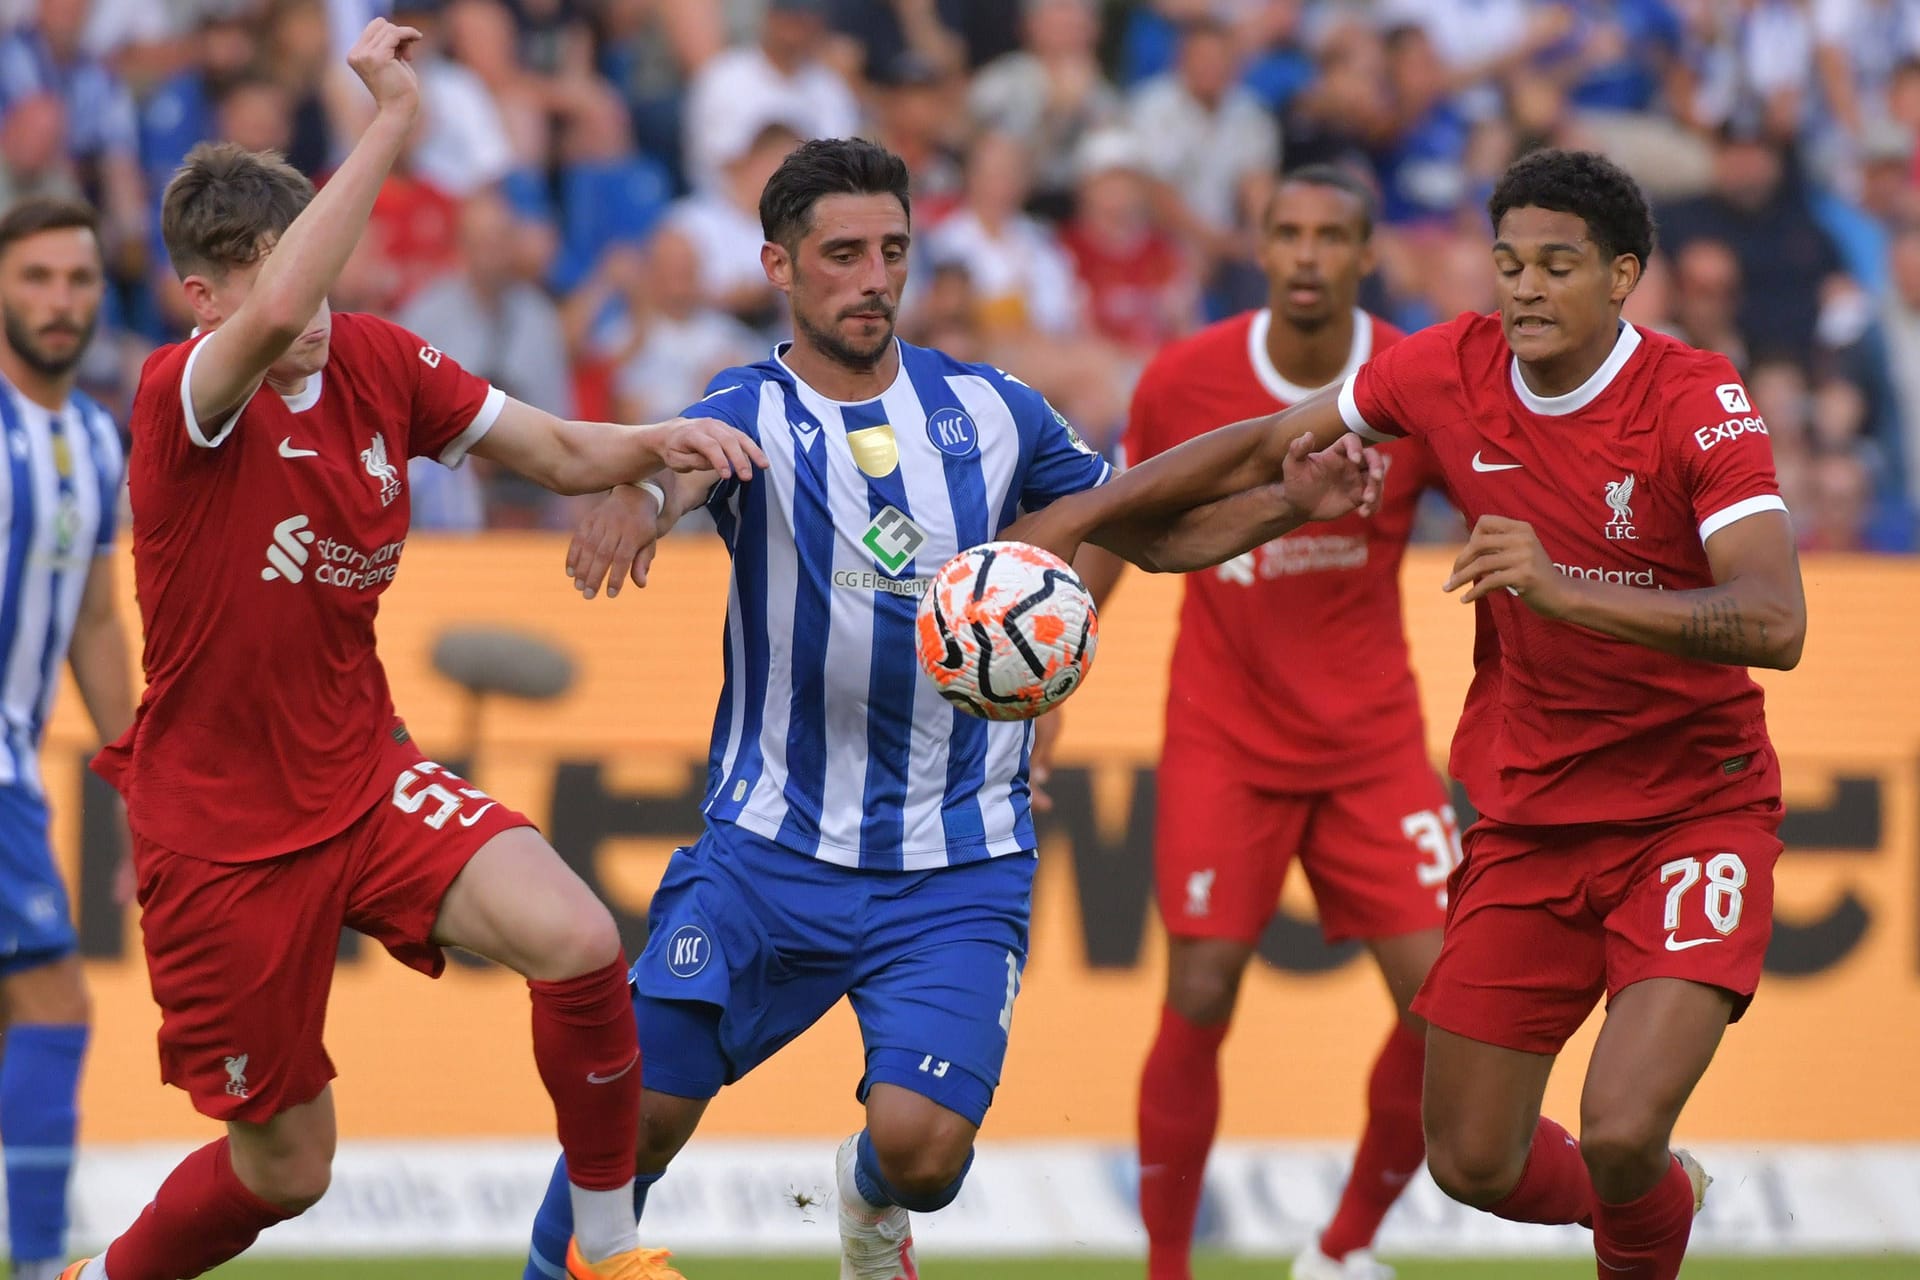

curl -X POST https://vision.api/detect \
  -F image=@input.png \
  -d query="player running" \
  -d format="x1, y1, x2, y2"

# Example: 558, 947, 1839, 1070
1011, 149, 1803, 1280
1037, 166, 1453, 1280
526, 137, 1383, 1280
0, 196, 134, 1280
63, 21, 764, 1280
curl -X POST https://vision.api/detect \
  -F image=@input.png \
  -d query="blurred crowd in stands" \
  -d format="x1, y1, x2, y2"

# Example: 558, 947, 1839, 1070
4, 0, 1916, 549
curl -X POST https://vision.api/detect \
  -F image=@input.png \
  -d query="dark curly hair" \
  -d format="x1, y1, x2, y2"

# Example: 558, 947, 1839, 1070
1487, 149, 1655, 266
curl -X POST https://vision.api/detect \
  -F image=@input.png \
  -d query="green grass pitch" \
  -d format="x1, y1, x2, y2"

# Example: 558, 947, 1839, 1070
210, 1255, 1920, 1278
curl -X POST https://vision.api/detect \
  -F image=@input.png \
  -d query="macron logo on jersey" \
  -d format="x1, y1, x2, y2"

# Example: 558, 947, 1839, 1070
260, 514, 316, 582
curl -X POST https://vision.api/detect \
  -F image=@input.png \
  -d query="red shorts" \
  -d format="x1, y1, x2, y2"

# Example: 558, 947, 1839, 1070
134, 739, 530, 1123
1411, 800, 1784, 1056
1154, 739, 1457, 946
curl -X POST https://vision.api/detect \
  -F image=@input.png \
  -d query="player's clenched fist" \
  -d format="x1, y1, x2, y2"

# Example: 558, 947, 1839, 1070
1443, 514, 1565, 612
647, 416, 772, 481
348, 18, 424, 115
1280, 431, 1387, 522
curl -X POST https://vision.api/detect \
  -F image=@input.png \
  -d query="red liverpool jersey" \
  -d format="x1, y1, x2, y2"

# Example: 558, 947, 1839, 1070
1338, 312, 1786, 826
1126, 308, 1446, 790
94, 313, 505, 861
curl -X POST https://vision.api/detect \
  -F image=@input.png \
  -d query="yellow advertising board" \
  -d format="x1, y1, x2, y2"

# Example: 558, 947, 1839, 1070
44, 540, 1920, 1147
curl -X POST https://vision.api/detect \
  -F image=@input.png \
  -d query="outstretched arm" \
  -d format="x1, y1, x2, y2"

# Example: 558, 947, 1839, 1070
470, 399, 767, 496
1010, 389, 1360, 566
1445, 510, 1805, 670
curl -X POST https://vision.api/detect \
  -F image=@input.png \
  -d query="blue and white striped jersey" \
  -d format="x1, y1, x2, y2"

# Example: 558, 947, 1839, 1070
684, 340, 1111, 870
0, 381, 122, 794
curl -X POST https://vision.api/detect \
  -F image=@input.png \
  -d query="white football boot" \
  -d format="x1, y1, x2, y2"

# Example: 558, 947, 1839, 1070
1676, 1148, 1713, 1214
1292, 1242, 1397, 1280
836, 1134, 920, 1280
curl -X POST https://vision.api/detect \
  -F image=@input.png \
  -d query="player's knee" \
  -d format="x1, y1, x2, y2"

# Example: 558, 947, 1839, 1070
868, 1112, 975, 1207
1426, 1134, 1527, 1209
535, 901, 623, 981
636, 1096, 702, 1174
1164, 959, 1242, 1026
4, 955, 92, 1025
1577, 1110, 1672, 1190
239, 1146, 333, 1214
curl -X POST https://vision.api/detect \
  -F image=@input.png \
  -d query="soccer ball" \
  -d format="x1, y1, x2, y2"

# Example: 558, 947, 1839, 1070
915, 541, 1099, 721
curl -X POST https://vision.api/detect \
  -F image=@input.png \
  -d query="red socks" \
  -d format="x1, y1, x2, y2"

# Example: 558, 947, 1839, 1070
98, 960, 638, 1278
1488, 1117, 1596, 1228
529, 955, 642, 1192
1137, 1004, 1230, 1280
1319, 1020, 1427, 1259
1592, 1154, 1696, 1280
103, 1139, 293, 1280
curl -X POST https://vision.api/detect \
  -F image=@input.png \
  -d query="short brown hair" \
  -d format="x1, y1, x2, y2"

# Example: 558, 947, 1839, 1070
161, 141, 314, 279
0, 196, 99, 259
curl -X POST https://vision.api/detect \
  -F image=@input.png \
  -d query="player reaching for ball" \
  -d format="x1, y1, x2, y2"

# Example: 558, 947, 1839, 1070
1009, 149, 1805, 1280
527, 136, 1385, 1280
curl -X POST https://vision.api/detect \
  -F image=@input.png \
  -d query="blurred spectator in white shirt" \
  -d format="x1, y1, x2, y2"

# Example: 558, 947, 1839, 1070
606, 227, 762, 423
927, 130, 1081, 339
1126, 15, 1279, 262
682, 0, 859, 195
664, 121, 802, 328
399, 189, 575, 530
968, 0, 1122, 216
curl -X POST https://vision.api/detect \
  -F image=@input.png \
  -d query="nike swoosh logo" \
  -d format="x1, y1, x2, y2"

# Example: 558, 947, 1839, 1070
586, 1051, 639, 1085
278, 437, 318, 459
1664, 934, 1724, 951
700, 383, 744, 402
456, 801, 497, 828
1472, 451, 1523, 472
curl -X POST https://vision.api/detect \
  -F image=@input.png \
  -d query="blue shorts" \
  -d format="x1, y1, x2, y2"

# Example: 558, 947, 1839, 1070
0, 785, 75, 976
632, 821, 1036, 1127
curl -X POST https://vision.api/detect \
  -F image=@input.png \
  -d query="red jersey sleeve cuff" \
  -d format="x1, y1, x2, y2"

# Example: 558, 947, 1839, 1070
438, 385, 507, 468
180, 336, 243, 449
1699, 494, 1788, 545
1337, 375, 1395, 444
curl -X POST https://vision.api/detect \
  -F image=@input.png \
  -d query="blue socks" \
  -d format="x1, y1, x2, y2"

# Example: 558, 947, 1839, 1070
854, 1128, 973, 1214
1, 1023, 88, 1264
525, 1156, 659, 1279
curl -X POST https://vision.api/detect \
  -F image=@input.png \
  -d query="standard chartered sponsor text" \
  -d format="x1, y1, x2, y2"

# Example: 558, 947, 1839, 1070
313, 535, 407, 590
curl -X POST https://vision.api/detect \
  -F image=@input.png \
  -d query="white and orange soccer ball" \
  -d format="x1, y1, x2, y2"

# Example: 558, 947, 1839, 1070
915, 541, 1099, 721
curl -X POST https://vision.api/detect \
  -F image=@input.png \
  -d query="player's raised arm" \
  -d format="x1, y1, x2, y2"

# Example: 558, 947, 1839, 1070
182, 19, 422, 429
469, 399, 768, 497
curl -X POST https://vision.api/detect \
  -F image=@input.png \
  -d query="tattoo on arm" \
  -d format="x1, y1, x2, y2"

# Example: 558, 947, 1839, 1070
1681, 598, 1751, 662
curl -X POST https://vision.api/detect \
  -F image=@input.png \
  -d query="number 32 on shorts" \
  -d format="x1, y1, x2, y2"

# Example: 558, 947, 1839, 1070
1660, 852, 1747, 949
